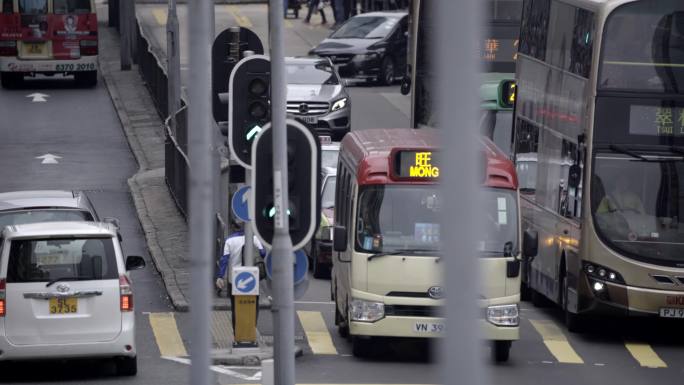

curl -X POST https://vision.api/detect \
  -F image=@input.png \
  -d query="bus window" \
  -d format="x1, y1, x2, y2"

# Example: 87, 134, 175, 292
54, 0, 92, 15
2, 0, 13, 13
19, 0, 47, 14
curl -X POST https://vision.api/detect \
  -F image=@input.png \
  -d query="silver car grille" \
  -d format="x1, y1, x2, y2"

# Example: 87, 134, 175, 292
287, 101, 330, 116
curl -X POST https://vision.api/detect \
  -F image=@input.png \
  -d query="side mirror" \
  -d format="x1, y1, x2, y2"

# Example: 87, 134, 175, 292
333, 225, 347, 252
103, 217, 120, 229
125, 255, 146, 271
568, 164, 582, 189
400, 76, 411, 95
522, 230, 539, 259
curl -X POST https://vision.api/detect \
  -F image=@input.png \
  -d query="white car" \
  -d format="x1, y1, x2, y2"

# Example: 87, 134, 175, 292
0, 221, 145, 375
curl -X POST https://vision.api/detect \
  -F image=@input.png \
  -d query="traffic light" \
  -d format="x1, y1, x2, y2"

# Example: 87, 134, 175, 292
498, 80, 516, 109
251, 119, 320, 250
229, 55, 271, 168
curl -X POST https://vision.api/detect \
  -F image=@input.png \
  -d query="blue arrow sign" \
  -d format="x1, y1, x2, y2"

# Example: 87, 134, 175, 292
234, 271, 257, 294
231, 186, 250, 222
265, 249, 309, 285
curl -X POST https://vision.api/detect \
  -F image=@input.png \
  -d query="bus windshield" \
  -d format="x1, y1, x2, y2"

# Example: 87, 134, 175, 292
599, 0, 684, 93
592, 152, 684, 267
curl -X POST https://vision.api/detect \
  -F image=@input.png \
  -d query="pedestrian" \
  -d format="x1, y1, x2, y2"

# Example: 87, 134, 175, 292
331, 0, 346, 29
215, 227, 266, 329
304, 0, 327, 24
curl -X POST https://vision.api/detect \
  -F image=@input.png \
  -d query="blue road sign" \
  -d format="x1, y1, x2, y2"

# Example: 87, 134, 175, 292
265, 249, 309, 285
232, 186, 251, 222
234, 271, 257, 294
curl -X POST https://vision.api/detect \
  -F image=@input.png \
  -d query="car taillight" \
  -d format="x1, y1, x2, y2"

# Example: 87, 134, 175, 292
119, 275, 133, 312
79, 39, 98, 56
0, 41, 17, 56
0, 279, 6, 317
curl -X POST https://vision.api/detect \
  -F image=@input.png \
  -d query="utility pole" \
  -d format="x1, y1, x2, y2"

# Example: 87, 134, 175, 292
119, 0, 131, 70
188, 0, 214, 385
437, 0, 486, 384
268, 0, 296, 384
167, 0, 181, 127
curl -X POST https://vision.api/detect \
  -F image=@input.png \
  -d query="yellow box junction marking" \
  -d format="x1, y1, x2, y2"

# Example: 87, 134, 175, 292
625, 342, 667, 368
152, 8, 168, 26
297, 311, 338, 355
149, 312, 188, 357
529, 319, 584, 364
226, 5, 253, 28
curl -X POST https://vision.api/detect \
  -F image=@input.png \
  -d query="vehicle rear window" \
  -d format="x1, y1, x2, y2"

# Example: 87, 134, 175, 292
54, 0, 92, 14
2, 0, 13, 14
7, 237, 118, 283
0, 210, 93, 228
18, 0, 47, 14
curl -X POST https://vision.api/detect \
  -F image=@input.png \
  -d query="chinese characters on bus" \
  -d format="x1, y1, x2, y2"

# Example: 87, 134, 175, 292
629, 105, 684, 137
396, 151, 440, 179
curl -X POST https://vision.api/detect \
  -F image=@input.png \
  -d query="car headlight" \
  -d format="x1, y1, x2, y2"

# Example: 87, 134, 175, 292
331, 98, 348, 111
486, 304, 519, 327
350, 299, 384, 322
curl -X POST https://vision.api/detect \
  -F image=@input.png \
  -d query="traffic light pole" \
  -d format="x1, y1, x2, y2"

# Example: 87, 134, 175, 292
188, 0, 213, 384
268, 0, 296, 384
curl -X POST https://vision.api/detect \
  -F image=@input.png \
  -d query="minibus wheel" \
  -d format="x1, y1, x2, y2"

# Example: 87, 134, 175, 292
352, 336, 373, 358
0, 72, 22, 89
492, 341, 511, 363
75, 71, 97, 87
335, 299, 349, 338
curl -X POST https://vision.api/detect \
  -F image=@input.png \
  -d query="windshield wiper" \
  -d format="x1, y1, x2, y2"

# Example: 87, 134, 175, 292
367, 248, 439, 261
46, 276, 95, 287
609, 145, 649, 161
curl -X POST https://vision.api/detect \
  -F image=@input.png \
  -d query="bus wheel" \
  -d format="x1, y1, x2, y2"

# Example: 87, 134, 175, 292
531, 289, 550, 307
75, 71, 98, 87
562, 275, 584, 333
335, 295, 349, 338
1, 72, 22, 89
492, 340, 511, 363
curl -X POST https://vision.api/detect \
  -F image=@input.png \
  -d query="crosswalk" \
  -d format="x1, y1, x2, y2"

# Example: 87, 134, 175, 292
146, 310, 682, 370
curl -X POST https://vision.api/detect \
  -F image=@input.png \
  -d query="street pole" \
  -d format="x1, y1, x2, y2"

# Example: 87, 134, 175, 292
243, 171, 255, 267
167, 0, 181, 129
268, 0, 296, 384
119, 0, 131, 70
188, 0, 214, 384
436, 0, 485, 385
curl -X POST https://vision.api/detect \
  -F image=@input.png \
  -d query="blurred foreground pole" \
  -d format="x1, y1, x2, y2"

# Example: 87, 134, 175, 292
436, 0, 486, 384
167, 0, 181, 124
269, 0, 296, 384
188, 0, 214, 384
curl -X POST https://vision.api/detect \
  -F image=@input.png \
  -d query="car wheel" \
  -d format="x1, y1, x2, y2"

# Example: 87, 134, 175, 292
116, 356, 137, 376
492, 341, 511, 363
75, 71, 97, 88
1, 72, 22, 89
379, 57, 395, 86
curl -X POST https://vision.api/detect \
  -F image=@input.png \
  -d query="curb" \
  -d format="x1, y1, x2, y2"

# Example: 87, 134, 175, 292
210, 346, 303, 366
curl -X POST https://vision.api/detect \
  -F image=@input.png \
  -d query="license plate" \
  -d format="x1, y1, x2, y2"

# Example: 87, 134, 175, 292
24, 42, 45, 55
413, 322, 445, 334
300, 116, 318, 125
659, 308, 684, 318
49, 297, 78, 314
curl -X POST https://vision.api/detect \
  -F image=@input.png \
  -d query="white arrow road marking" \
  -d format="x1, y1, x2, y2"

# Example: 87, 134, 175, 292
26, 93, 49, 102
162, 356, 262, 380
35, 153, 62, 164
237, 275, 255, 290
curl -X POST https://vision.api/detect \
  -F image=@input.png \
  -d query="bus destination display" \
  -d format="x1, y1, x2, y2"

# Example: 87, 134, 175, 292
630, 105, 684, 137
395, 151, 440, 179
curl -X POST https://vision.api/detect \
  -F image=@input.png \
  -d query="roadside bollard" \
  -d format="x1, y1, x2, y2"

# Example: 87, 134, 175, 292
232, 266, 260, 347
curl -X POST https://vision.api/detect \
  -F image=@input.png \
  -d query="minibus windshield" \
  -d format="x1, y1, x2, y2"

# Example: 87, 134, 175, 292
479, 188, 519, 256
356, 185, 441, 253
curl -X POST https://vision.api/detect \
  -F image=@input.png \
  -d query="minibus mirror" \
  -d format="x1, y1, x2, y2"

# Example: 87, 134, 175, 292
522, 230, 539, 258
333, 226, 347, 252
126, 255, 146, 271
568, 164, 582, 189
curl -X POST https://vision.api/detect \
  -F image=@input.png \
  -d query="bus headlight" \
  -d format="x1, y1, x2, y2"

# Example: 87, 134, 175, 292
350, 299, 384, 322
486, 304, 519, 327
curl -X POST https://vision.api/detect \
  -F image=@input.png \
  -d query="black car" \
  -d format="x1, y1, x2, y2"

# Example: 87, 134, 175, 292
309, 11, 408, 86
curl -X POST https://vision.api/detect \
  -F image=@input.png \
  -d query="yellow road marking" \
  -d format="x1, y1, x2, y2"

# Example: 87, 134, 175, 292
149, 313, 188, 357
529, 319, 584, 364
297, 311, 338, 355
227, 5, 253, 28
152, 8, 168, 26
625, 342, 667, 368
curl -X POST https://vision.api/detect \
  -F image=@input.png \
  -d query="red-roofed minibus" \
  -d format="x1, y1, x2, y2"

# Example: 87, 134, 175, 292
0, 0, 98, 88
331, 128, 526, 362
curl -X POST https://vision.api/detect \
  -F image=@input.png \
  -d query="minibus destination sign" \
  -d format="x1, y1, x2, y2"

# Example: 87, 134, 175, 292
395, 150, 440, 179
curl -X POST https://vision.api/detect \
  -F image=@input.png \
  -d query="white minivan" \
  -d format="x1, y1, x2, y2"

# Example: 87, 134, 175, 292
0, 221, 145, 375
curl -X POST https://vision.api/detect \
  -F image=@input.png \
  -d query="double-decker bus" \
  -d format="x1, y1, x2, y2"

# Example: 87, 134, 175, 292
513, 0, 684, 331
405, 0, 522, 151
331, 129, 524, 361
0, 0, 98, 88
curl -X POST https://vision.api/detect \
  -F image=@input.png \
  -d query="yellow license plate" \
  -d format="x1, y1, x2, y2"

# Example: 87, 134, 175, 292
23, 42, 45, 55
49, 297, 78, 314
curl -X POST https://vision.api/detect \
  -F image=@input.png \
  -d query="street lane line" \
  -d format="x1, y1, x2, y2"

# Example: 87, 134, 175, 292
529, 319, 584, 364
625, 342, 667, 368
297, 311, 338, 355
226, 5, 253, 28
149, 312, 188, 357
152, 8, 168, 26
